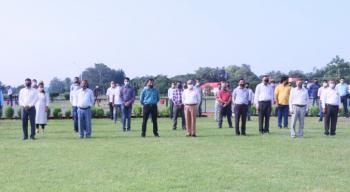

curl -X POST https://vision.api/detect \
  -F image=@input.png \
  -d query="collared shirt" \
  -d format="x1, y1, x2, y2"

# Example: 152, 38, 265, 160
309, 83, 320, 98
247, 88, 254, 102
7, 88, 13, 95
335, 83, 349, 96
113, 86, 123, 105
274, 84, 291, 105
322, 88, 341, 108
19, 87, 39, 107
140, 87, 159, 105
121, 85, 136, 104
182, 88, 201, 105
218, 89, 232, 103
254, 83, 274, 105
76, 88, 94, 108
70, 84, 81, 107
172, 88, 184, 106
232, 87, 249, 105
317, 87, 327, 101
0, 91, 3, 106
106, 87, 117, 103
289, 87, 309, 110
168, 88, 175, 100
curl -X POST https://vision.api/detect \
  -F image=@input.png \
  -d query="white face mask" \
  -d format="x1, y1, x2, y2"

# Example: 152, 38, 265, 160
124, 81, 129, 85
329, 83, 335, 89
323, 83, 328, 87
188, 84, 194, 89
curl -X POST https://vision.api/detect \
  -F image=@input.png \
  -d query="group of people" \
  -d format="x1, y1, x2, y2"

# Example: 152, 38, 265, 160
12, 74, 349, 140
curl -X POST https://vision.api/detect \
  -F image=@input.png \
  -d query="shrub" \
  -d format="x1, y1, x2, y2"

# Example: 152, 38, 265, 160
158, 107, 170, 117
309, 106, 320, 117
95, 108, 104, 118
133, 105, 142, 117
271, 106, 277, 116
47, 107, 51, 118
53, 107, 62, 118
91, 107, 97, 118
65, 110, 71, 118
64, 92, 70, 100
49, 92, 60, 101
105, 110, 111, 118
251, 105, 256, 116
5, 106, 14, 118
17, 108, 22, 118
0, 107, 3, 118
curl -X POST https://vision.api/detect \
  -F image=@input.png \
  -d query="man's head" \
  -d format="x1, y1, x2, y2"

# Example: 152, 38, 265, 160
171, 82, 175, 89
25, 78, 32, 88
176, 81, 182, 89
238, 79, 245, 88
262, 75, 269, 85
81, 80, 88, 89
245, 82, 250, 88
195, 79, 200, 86
38, 82, 45, 92
32, 79, 37, 85
314, 79, 318, 84
339, 77, 345, 84
74, 77, 80, 84
220, 81, 227, 90
187, 80, 194, 90
146, 79, 155, 88
280, 76, 289, 85
296, 78, 303, 88
124, 77, 130, 85
329, 80, 336, 89
322, 80, 328, 87
110, 81, 116, 88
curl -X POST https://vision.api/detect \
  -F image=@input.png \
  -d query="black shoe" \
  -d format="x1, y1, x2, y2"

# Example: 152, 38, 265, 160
141, 133, 146, 138
330, 133, 336, 136
23, 137, 28, 141
154, 134, 160, 137
324, 132, 329, 136
192, 134, 197, 137
218, 126, 222, 129
229, 126, 233, 128
30, 136, 36, 140
278, 126, 282, 129
242, 133, 246, 136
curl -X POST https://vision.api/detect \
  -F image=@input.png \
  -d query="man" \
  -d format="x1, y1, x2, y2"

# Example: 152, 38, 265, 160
19, 78, 39, 140
289, 79, 309, 138
106, 81, 117, 120
113, 83, 123, 124
182, 80, 201, 137
217, 81, 233, 128
69, 77, 81, 133
76, 80, 94, 138
32, 79, 38, 89
140, 79, 160, 137
309, 79, 321, 106
254, 75, 274, 134
335, 78, 349, 117
274, 76, 291, 129
195, 80, 203, 117
245, 83, 254, 121
167, 82, 175, 119
7, 86, 13, 107
93, 85, 101, 107
232, 79, 249, 135
322, 80, 340, 136
317, 80, 328, 122
120, 77, 135, 132
172, 81, 185, 130
214, 83, 222, 122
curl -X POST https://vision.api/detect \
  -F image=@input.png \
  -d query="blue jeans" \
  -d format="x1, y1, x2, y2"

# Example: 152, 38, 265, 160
72, 106, 79, 132
277, 105, 289, 128
113, 104, 122, 123
78, 108, 92, 138
122, 105, 132, 130
319, 100, 324, 121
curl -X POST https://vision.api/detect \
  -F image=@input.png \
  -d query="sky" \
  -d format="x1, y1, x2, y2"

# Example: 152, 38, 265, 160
0, 0, 349, 86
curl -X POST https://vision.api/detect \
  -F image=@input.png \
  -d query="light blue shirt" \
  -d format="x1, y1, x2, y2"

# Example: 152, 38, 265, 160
140, 87, 160, 105
0, 91, 3, 106
232, 87, 249, 105
336, 83, 348, 96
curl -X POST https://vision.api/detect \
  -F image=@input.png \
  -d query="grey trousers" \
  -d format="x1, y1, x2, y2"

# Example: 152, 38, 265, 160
290, 105, 306, 137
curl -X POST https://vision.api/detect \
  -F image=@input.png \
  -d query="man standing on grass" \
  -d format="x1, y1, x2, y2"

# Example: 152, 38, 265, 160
106, 81, 117, 121
309, 79, 321, 106
335, 77, 349, 117
254, 75, 274, 134
274, 76, 291, 129
245, 83, 254, 121
232, 79, 249, 135
322, 80, 340, 136
7, 86, 13, 107
140, 79, 160, 137
195, 79, 203, 117
19, 78, 39, 140
168, 82, 175, 119
217, 81, 233, 129
70, 77, 81, 133
120, 77, 135, 132
172, 81, 185, 130
182, 80, 201, 137
317, 80, 328, 122
289, 79, 309, 138
113, 83, 123, 124
76, 80, 94, 139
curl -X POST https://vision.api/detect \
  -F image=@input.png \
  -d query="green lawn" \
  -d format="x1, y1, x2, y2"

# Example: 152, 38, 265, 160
0, 117, 349, 192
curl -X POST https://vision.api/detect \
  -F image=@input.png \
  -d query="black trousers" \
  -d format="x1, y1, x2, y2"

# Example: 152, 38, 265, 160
22, 107, 36, 139
218, 104, 232, 127
341, 96, 348, 117
234, 104, 248, 134
173, 105, 185, 129
142, 104, 159, 135
324, 104, 339, 135
109, 102, 114, 120
258, 101, 272, 133
169, 99, 174, 119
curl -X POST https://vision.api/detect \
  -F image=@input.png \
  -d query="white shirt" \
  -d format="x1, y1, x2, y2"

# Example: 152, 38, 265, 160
70, 84, 81, 106
182, 88, 201, 105
289, 87, 309, 110
254, 83, 274, 106
168, 88, 175, 99
106, 87, 116, 103
232, 87, 249, 105
7, 88, 13, 95
19, 87, 39, 107
322, 88, 341, 108
113, 86, 122, 105
318, 87, 327, 100
77, 88, 94, 108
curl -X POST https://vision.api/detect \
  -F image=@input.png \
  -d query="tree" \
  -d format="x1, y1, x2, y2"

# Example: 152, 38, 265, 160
49, 77, 66, 94
226, 64, 260, 89
266, 70, 287, 83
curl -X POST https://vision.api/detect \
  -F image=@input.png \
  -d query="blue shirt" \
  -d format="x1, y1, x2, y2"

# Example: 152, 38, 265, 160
0, 91, 3, 106
309, 83, 320, 98
336, 83, 348, 96
140, 87, 159, 105
121, 85, 136, 104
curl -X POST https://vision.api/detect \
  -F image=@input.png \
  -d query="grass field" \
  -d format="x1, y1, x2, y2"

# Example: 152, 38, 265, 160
0, 117, 349, 192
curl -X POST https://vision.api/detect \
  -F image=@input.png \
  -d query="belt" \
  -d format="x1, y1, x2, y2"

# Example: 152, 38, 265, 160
294, 104, 306, 107
185, 104, 197, 106
78, 107, 90, 110
326, 104, 339, 107
259, 100, 271, 103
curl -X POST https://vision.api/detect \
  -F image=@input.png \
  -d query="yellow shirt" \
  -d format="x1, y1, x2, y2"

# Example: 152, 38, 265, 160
274, 84, 291, 105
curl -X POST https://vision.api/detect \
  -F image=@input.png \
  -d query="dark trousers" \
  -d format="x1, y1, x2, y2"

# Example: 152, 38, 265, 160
173, 105, 185, 129
142, 104, 158, 135
22, 107, 36, 139
169, 100, 174, 119
341, 96, 349, 117
109, 102, 114, 120
247, 102, 252, 121
312, 97, 319, 106
218, 104, 232, 127
258, 101, 272, 133
9, 95, 13, 107
324, 104, 339, 135
234, 104, 248, 134
197, 100, 202, 117
122, 105, 132, 130
36, 124, 46, 129
277, 105, 289, 128
72, 106, 79, 132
